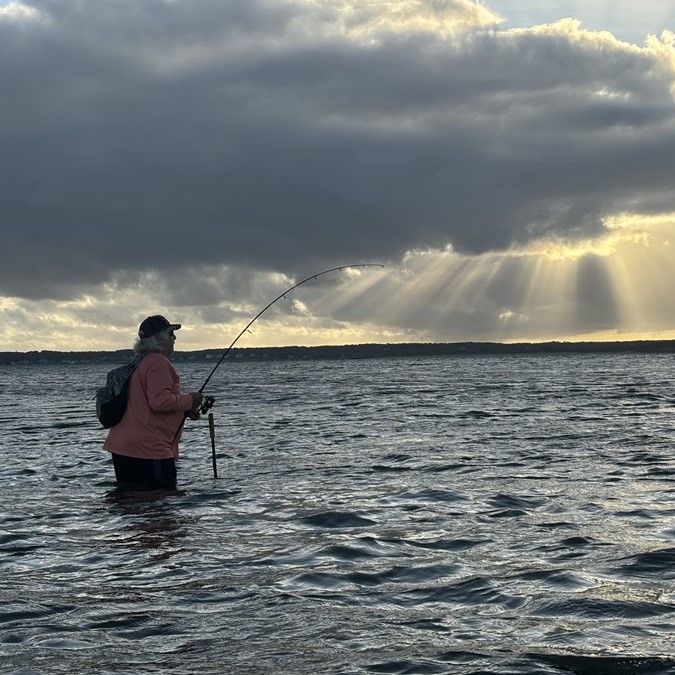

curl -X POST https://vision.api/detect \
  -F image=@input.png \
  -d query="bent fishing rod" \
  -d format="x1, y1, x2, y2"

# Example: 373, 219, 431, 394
174, 263, 384, 441
198, 263, 384, 396
176, 263, 384, 450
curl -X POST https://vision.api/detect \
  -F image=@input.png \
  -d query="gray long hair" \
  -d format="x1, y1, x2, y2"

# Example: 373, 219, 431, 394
133, 329, 171, 355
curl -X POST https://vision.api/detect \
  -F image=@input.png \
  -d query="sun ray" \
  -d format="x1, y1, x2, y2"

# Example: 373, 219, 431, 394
604, 219, 675, 333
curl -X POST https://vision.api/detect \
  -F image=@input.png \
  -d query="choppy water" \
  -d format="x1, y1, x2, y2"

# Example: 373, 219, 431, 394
1, 353, 675, 674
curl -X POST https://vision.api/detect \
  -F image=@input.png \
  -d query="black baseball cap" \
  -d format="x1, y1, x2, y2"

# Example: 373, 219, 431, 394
138, 315, 182, 338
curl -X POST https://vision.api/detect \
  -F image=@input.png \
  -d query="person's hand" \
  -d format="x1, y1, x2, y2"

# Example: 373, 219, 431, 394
189, 392, 203, 411
186, 392, 203, 421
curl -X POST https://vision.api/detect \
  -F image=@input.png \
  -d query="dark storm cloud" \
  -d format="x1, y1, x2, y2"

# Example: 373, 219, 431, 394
1, 1, 674, 301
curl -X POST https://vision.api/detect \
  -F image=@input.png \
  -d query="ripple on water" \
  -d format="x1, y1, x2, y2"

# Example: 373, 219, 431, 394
532, 653, 675, 675
281, 561, 463, 598
400, 536, 491, 552
526, 597, 675, 620
397, 575, 521, 608
300, 511, 377, 528
508, 568, 596, 591
613, 547, 675, 579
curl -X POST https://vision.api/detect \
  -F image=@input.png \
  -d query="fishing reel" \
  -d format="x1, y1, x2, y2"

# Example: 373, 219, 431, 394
200, 395, 215, 415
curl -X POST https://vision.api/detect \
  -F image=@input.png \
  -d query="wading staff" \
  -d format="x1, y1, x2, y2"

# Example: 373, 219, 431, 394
208, 412, 217, 478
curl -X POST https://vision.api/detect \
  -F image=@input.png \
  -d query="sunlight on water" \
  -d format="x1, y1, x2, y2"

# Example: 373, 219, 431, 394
1, 354, 675, 674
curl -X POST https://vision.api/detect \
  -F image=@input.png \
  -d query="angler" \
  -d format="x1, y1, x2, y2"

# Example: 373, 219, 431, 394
101, 264, 383, 489
102, 315, 204, 491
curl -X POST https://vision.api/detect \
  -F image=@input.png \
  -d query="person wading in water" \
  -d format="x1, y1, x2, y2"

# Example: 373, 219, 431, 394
103, 315, 203, 490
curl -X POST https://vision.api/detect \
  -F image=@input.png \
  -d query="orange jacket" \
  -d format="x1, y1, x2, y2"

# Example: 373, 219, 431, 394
104, 352, 194, 459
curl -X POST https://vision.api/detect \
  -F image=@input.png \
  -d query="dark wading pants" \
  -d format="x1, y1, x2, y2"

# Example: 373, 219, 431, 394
111, 453, 178, 490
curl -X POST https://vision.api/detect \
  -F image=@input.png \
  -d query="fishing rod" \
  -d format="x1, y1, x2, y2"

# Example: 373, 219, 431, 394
180, 263, 384, 461
198, 263, 384, 397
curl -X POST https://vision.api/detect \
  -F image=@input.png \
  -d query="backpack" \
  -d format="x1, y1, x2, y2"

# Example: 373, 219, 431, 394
95, 355, 146, 428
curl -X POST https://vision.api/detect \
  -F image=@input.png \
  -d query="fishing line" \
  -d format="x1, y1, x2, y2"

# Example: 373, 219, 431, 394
197, 263, 384, 394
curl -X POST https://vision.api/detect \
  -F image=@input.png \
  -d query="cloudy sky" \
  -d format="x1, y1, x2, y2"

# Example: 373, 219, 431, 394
1, 0, 675, 352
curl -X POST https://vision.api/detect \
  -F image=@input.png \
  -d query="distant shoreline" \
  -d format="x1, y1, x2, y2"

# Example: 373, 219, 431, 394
2, 339, 675, 365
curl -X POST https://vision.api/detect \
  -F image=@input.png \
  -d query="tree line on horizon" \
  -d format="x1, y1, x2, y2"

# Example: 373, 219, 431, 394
1, 339, 675, 365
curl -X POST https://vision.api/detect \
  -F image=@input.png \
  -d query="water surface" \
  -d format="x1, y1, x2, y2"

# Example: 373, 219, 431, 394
1, 354, 675, 673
